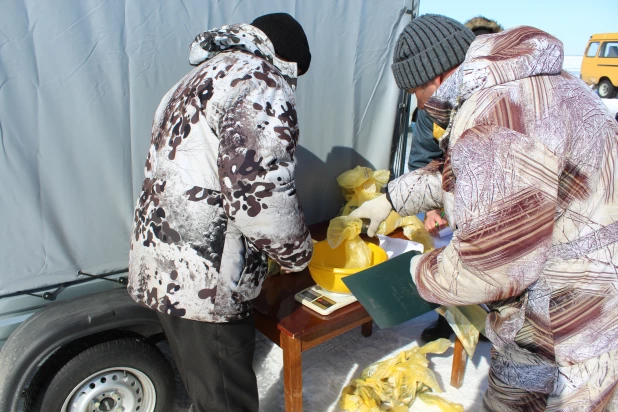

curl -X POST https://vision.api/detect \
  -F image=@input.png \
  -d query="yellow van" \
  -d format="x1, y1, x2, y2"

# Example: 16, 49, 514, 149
581, 33, 618, 98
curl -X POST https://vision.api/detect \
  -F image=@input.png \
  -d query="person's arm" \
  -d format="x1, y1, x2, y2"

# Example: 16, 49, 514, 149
408, 109, 444, 171
350, 149, 444, 235
411, 125, 560, 305
218, 77, 312, 272
386, 158, 444, 217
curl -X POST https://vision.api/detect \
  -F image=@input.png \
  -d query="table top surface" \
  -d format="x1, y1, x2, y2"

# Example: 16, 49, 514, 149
252, 221, 405, 339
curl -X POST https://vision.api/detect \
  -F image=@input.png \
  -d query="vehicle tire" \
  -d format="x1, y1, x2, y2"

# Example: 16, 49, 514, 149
27, 338, 175, 412
598, 79, 617, 99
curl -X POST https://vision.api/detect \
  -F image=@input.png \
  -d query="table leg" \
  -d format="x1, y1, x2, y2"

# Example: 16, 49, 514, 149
361, 320, 373, 338
281, 333, 303, 412
450, 336, 467, 388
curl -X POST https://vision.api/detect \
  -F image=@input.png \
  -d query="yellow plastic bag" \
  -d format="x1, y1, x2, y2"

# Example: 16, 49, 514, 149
335, 166, 436, 254
337, 166, 390, 216
266, 258, 281, 277
433, 123, 446, 140
327, 216, 372, 269
401, 216, 435, 253
374, 213, 435, 254
340, 339, 463, 412
337, 166, 390, 191
417, 393, 464, 412
376, 211, 402, 236
436, 305, 488, 357
341, 192, 383, 216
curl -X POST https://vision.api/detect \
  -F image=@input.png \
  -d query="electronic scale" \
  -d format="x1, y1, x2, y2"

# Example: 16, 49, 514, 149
295, 235, 428, 316
294, 285, 358, 315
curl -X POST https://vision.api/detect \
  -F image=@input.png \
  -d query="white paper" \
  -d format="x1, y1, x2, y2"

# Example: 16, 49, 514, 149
377, 235, 424, 259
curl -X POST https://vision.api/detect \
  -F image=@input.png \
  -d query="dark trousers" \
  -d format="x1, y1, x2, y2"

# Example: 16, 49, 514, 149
157, 312, 259, 412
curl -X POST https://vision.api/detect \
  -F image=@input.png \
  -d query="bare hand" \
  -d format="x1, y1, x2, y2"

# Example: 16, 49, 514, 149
425, 209, 448, 236
281, 268, 303, 275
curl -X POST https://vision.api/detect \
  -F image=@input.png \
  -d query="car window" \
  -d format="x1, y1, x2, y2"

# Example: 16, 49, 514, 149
600, 42, 618, 58
586, 42, 600, 57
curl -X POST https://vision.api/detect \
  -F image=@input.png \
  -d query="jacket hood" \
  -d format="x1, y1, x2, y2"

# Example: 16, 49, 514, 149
459, 26, 564, 100
464, 16, 503, 34
189, 23, 298, 86
424, 26, 563, 134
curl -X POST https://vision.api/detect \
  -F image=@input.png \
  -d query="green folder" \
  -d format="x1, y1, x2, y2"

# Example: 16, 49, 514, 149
342, 250, 439, 329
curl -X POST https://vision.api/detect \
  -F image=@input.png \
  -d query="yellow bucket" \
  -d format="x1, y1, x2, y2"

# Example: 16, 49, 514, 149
308, 240, 388, 294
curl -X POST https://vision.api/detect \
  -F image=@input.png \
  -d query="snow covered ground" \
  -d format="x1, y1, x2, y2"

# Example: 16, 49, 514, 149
170, 311, 492, 411
253, 312, 492, 411
563, 55, 582, 78
603, 98, 618, 118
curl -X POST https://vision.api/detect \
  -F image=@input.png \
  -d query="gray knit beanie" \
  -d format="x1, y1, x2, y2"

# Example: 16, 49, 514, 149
392, 14, 475, 90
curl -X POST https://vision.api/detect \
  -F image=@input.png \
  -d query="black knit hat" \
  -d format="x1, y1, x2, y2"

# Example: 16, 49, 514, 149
251, 13, 311, 76
392, 14, 475, 90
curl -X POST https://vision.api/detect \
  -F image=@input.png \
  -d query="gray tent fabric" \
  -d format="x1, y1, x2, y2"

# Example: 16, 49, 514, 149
0, 0, 410, 295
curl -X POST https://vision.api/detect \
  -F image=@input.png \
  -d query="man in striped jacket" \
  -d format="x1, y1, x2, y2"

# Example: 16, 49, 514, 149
353, 14, 618, 411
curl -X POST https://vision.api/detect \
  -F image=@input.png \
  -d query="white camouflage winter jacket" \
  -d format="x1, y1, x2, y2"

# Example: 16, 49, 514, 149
128, 24, 313, 322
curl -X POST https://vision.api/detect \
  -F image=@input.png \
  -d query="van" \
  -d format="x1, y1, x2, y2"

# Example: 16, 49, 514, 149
581, 33, 618, 98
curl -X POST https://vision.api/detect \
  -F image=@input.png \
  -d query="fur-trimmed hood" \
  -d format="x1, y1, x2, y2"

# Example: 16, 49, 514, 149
464, 16, 504, 34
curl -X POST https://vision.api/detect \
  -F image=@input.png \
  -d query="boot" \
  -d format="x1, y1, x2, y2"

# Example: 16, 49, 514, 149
420, 315, 452, 343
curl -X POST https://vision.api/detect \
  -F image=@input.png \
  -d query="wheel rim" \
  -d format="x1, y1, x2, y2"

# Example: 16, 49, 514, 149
60, 367, 157, 412
599, 82, 609, 96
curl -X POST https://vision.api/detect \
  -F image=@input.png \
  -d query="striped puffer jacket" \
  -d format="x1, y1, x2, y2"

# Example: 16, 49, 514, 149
389, 26, 618, 410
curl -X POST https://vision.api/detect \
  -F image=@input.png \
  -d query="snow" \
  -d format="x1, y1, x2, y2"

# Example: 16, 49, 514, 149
602, 98, 618, 118
563, 55, 582, 77
253, 311, 492, 411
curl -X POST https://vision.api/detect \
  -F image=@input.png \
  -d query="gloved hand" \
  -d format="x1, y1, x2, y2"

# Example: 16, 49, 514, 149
349, 194, 393, 237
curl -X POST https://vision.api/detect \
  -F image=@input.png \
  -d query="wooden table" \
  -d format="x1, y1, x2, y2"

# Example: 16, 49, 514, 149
252, 222, 374, 411
252, 222, 468, 411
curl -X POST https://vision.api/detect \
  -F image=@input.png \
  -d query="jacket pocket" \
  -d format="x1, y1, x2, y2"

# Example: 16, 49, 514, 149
232, 238, 268, 303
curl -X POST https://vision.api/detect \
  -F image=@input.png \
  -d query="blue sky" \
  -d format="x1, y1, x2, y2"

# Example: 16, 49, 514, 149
419, 0, 617, 56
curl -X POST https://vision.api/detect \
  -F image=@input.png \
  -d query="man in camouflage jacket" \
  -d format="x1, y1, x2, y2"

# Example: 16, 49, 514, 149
128, 13, 313, 411
353, 14, 618, 410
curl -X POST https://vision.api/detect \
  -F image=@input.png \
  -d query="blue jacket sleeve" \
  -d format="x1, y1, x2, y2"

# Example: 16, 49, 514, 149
407, 109, 443, 172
